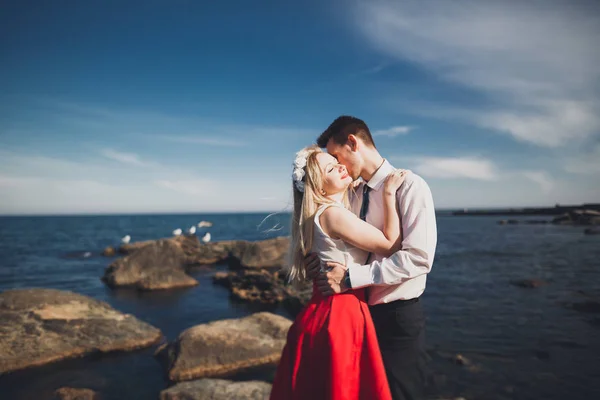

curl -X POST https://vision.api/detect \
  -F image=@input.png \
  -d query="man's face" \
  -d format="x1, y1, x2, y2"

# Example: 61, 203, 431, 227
326, 138, 362, 180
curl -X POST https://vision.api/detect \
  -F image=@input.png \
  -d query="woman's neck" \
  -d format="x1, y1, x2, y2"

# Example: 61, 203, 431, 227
326, 192, 344, 203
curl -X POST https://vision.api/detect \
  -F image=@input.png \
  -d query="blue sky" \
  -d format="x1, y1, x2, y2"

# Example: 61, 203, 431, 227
1, 0, 599, 214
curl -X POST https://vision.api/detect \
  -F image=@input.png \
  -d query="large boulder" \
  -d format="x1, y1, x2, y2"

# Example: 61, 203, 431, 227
213, 270, 288, 305
102, 238, 199, 290
156, 312, 292, 382
228, 237, 290, 270
53, 387, 99, 400
552, 209, 600, 225
160, 379, 271, 400
0, 289, 162, 375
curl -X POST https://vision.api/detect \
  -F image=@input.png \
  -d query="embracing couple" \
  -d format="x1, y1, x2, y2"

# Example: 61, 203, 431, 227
270, 116, 437, 400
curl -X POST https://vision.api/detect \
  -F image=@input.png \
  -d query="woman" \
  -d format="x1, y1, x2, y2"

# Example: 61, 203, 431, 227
270, 145, 407, 400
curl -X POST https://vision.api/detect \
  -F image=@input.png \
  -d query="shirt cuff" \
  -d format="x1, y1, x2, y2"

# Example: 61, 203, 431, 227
348, 263, 373, 289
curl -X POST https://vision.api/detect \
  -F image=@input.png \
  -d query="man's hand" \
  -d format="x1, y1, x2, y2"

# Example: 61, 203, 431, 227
304, 252, 321, 280
315, 261, 348, 296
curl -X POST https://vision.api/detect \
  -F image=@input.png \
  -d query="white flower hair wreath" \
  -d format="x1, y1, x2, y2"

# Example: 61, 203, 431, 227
292, 148, 310, 192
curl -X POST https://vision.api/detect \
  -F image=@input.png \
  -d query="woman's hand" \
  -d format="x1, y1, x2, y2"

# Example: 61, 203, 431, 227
384, 169, 409, 195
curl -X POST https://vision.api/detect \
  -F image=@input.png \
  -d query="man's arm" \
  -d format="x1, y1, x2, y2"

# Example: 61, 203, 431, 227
348, 175, 437, 288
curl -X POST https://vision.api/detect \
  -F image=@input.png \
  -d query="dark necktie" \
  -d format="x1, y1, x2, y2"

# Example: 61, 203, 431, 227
359, 184, 372, 265
359, 184, 371, 221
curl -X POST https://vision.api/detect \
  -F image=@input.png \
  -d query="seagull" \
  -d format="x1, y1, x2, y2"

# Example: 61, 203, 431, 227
201, 232, 211, 243
172, 228, 182, 236
197, 221, 213, 228
188, 226, 196, 235
121, 235, 131, 244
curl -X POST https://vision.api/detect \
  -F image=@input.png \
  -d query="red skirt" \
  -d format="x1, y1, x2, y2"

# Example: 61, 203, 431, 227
270, 284, 391, 400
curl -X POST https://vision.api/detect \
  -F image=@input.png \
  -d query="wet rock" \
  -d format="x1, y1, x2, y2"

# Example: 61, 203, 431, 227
118, 240, 154, 255
228, 237, 290, 270
160, 379, 271, 400
510, 279, 547, 288
156, 312, 292, 382
102, 238, 199, 290
213, 270, 288, 305
584, 228, 600, 235
53, 387, 99, 400
282, 287, 313, 317
552, 209, 600, 225
453, 354, 471, 366
101, 247, 116, 257
0, 289, 162, 375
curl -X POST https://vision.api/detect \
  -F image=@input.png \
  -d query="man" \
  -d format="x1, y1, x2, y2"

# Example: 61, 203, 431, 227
305, 116, 437, 400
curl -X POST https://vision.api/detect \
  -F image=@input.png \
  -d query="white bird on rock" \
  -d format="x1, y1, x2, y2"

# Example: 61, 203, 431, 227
201, 232, 211, 243
197, 221, 213, 228
188, 226, 196, 235
121, 235, 131, 244
172, 228, 182, 236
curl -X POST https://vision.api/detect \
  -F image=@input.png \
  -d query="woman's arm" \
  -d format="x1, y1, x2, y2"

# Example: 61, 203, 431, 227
320, 170, 407, 257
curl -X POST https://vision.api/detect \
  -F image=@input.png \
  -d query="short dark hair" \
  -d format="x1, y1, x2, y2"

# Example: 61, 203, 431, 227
317, 116, 376, 148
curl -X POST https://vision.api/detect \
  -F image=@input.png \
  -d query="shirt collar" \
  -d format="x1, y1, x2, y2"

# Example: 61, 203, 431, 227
366, 159, 394, 191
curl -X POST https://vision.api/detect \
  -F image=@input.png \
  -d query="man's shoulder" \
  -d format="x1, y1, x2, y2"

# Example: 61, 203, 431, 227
402, 171, 429, 190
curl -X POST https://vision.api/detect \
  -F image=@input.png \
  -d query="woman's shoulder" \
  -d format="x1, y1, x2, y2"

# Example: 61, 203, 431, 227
319, 203, 352, 225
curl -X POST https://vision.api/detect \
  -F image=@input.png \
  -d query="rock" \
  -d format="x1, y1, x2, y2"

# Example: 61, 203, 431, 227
282, 287, 313, 317
53, 387, 99, 400
497, 219, 519, 225
0, 289, 162, 375
156, 312, 292, 381
160, 379, 271, 400
552, 209, 600, 226
101, 246, 116, 257
584, 228, 600, 235
524, 220, 549, 224
118, 240, 154, 255
453, 354, 471, 366
228, 237, 290, 270
213, 270, 288, 305
510, 279, 547, 288
102, 238, 199, 290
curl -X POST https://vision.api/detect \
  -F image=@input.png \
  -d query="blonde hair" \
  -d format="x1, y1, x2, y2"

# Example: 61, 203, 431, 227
286, 145, 350, 286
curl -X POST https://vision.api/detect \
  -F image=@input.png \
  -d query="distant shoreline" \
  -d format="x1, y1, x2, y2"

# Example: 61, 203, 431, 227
452, 203, 600, 216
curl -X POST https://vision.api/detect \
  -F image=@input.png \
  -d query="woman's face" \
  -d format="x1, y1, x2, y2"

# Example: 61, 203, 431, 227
315, 152, 352, 195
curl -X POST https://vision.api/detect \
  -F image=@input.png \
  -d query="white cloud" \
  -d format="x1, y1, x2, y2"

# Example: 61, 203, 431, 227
100, 148, 155, 167
564, 143, 600, 174
152, 135, 246, 147
373, 126, 413, 137
352, 0, 600, 147
154, 179, 219, 196
394, 155, 498, 180
522, 170, 555, 193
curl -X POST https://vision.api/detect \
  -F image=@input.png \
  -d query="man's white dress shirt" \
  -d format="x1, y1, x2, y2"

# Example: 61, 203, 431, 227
347, 160, 437, 305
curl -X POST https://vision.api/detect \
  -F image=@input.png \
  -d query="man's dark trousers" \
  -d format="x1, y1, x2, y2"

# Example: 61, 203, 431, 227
369, 298, 428, 400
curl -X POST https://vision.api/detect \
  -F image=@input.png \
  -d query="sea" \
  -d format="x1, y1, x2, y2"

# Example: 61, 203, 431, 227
0, 212, 599, 400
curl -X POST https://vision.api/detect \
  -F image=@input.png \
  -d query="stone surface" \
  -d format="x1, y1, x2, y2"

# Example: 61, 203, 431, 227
212, 270, 288, 304
160, 379, 271, 400
53, 387, 99, 400
0, 289, 162, 375
552, 209, 600, 225
102, 238, 199, 290
228, 237, 290, 270
101, 247, 116, 257
156, 312, 292, 382
281, 287, 313, 317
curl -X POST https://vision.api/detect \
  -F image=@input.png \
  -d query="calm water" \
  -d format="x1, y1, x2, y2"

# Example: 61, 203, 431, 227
0, 213, 599, 400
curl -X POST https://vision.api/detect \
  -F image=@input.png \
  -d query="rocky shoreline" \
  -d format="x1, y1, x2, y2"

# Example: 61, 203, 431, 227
1, 235, 300, 399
